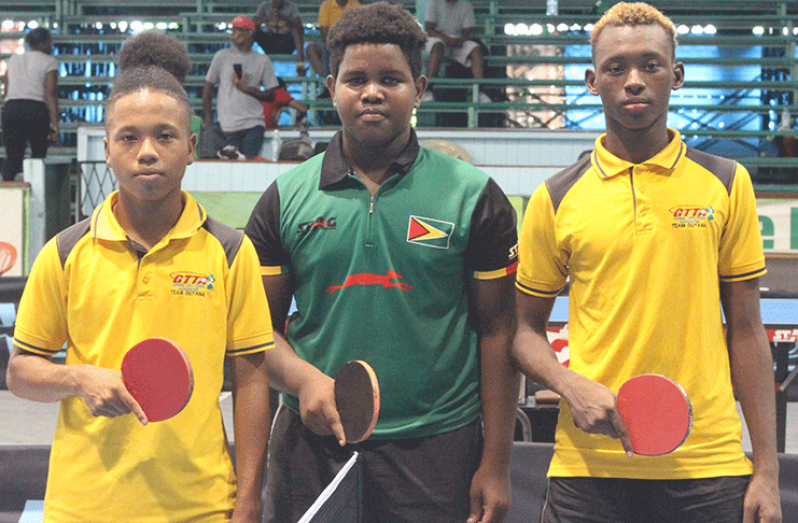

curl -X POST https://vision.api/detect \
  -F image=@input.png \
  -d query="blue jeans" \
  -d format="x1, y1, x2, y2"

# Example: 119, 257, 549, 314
223, 125, 265, 158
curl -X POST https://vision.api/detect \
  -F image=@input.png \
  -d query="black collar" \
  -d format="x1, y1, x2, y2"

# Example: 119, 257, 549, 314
318, 129, 421, 189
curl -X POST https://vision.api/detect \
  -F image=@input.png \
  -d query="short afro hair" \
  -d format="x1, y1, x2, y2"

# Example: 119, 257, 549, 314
118, 31, 192, 83
106, 66, 192, 129
25, 28, 52, 49
327, 2, 427, 80
590, 2, 678, 60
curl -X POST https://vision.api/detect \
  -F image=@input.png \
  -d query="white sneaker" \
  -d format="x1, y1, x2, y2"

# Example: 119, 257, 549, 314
217, 145, 245, 160
478, 91, 493, 104
421, 90, 434, 102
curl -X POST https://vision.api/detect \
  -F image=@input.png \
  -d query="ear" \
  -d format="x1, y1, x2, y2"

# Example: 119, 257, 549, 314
672, 61, 685, 91
326, 75, 336, 107
585, 68, 599, 96
103, 137, 112, 167
415, 75, 429, 109
187, 133, 197, 166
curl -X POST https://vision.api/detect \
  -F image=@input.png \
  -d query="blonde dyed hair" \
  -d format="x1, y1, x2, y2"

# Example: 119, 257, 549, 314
590, 2, 678, 58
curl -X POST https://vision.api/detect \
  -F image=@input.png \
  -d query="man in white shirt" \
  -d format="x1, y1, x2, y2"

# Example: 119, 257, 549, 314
203, 16, 279, 159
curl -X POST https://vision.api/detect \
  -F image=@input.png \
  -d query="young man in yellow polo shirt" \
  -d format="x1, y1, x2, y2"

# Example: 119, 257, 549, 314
513, 3, 781, 523
7, 66, 274, 523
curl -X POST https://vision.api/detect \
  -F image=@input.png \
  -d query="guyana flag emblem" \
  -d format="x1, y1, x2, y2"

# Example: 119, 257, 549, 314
407, 215, 455, 249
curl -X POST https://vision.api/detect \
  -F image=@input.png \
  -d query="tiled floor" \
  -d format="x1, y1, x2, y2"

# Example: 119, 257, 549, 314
1, 390, 795, 453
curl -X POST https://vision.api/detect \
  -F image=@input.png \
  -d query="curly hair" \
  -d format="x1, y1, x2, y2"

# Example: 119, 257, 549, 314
118, 31, 192, 83
590, 2, 678, 59
326, 1, 427, 79
25, 27, 52, 49
106, 66, 192, 129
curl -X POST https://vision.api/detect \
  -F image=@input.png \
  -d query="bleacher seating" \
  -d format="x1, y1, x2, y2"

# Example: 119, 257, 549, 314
0, 0, 795, 185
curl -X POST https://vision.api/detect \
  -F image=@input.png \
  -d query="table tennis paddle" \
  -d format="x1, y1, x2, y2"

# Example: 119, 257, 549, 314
616, 374, 692, 456
334, 360, 380, 444
0, 241, 17, 276
121, 338, 194, 422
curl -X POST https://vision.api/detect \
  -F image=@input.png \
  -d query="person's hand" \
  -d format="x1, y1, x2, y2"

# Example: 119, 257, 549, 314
296, 62, 306, 76
743, 470, 782, 523
467, 462, 511, 523
297, 373, 347, 446
562, 373, 633, 456
48, 126, 59, 145
73, 364, 148, 425
233, 71, 249, 93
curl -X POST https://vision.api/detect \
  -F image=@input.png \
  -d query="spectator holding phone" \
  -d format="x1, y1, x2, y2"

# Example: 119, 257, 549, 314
203, 16, 279, 159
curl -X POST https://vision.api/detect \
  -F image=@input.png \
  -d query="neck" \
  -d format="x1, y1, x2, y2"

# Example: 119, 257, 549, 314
113, 192, 184, 251
603, 124, 672, 165
343, 132, 409, 195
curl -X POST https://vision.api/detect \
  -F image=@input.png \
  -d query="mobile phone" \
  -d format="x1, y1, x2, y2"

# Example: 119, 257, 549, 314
233, 64, 242, 79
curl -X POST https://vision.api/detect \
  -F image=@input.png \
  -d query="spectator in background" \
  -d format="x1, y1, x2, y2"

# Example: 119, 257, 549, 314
306, 0, 360, 78
1, 27, 59, 182
263, 77, 308, 130
203, 16, 279, 160
117, 30, 203, 155
252, 0, 307, 77
422, 0, 491, 104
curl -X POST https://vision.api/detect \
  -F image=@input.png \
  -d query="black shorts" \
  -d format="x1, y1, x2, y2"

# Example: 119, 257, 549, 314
263, 404, 482, 523
254, 29, 296, 55
542, 475, 751, 523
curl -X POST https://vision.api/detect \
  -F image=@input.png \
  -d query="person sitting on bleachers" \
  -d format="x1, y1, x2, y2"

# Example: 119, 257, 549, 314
306, 0, 360, 78
263, 77, 308, 130
422, 0, 491, 104
252, 0, 306, 77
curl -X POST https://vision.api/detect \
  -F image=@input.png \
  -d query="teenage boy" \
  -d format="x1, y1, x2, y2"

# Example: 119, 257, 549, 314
7, 66, 274, 523
513, 3, 782, 523
244, 3, 520, 523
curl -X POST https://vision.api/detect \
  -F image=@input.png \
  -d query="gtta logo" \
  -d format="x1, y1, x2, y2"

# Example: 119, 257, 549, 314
170, 272, 215, 296
670, 205, 714, 229
326, 270, 414, 294
297, 216, 336, 236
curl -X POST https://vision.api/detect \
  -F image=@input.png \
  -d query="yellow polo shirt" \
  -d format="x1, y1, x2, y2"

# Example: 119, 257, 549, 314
318, 0, 361, 29
13, 191, 274, 522
517, 130, 765, 479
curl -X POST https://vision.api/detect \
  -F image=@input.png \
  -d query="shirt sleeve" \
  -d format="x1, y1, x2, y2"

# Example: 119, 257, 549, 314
244, 181, 291, 276
255, 0, 270, 18
205, 52, 222, 84
465, 177, 519, 279
46, 55, 58, 74
259, 56, 280, 90
424, 0, 437, 25
225, 235, 275, 356
12, 238, 69, 357
318, 1, 330, 27
515, 182, 569, 298
463, 1, 475, 29
718, 164, 767, 282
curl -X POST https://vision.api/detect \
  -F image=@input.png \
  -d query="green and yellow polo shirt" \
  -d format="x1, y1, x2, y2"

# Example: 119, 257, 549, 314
246, 130, 518, 439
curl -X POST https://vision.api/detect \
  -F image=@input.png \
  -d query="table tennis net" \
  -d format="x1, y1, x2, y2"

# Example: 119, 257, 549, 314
297, 451, 362, 523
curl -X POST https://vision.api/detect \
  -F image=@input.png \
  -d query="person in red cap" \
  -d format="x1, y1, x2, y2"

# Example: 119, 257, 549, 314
203, 16, 279, 159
